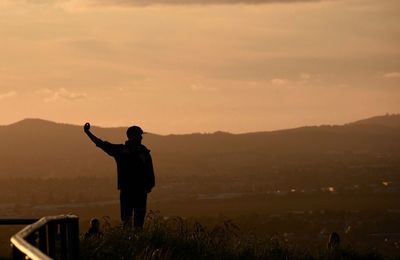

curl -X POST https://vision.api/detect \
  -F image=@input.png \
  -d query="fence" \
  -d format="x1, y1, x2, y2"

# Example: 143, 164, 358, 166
8, 215, 79, 260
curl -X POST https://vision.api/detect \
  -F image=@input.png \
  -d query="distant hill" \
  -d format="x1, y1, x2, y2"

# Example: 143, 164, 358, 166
0, 115, 399, 185
348, 114, 400, 128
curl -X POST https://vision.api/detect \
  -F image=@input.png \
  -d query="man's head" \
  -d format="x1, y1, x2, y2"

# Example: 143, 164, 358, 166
90, 218, 100, 230
126, 125, 144, 144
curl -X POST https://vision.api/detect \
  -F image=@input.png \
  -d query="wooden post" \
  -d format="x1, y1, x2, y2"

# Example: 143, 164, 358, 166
27, 233, 37, 247
60, 221, 68, 260
69, 217, 80, 260
38, 226, 48, 254
47, 222, 57, 258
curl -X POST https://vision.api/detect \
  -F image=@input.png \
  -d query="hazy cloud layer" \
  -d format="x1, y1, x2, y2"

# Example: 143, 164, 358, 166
190, 83, 218, 91
85, 0, 332, 6
16, 0, 334, 7
0, 91, 17, 100
37, 88, 88, 102
384, 72, 400, 79
271, 78, 289, 85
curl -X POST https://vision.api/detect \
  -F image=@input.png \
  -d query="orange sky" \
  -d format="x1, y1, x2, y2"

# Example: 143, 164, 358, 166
0, 0, 399, 134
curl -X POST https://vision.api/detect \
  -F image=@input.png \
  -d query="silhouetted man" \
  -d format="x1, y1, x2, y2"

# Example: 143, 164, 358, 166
84, 122, 155, 228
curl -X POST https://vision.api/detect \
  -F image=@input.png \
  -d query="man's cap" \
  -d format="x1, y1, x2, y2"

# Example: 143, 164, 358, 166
126, 125, 145, 137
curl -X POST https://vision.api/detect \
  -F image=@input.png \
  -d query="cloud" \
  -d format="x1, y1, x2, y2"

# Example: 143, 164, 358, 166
190, 83, 217, 91
383, 72, 400, 79
271, 78, 290, 85
0, 91, 17, 100
300, 73, 311, 80
270, 73, 314, 86
37, 88, 87, 102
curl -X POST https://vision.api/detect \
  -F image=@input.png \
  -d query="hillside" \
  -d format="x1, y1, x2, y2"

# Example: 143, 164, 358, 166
349, 114, 400, 128
0, 115, 399, 186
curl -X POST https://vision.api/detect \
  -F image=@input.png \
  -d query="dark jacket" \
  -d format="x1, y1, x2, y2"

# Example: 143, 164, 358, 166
96, 140, 155, 192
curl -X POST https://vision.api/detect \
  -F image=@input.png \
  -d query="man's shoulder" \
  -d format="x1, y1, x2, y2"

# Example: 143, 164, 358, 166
98, 141, 124, 151
140, 144, 151, 153
120, 143, 150, 153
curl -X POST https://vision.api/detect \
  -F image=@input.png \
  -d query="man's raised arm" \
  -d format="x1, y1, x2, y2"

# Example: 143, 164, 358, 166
84, 122, 101, 145
84, 122, 120, 157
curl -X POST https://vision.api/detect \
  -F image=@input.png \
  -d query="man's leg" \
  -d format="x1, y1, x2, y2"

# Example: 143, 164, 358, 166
133, 208, 146, 228
133, 192, 148, 228
120, 190, 134, 228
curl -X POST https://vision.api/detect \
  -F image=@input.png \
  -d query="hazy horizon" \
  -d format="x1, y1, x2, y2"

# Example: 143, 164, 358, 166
1, 0, 399, 134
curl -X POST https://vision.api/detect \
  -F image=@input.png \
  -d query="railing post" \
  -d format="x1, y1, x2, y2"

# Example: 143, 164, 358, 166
27, 233, 37, 247
60, 221, 68, 260
48, 222, 57, 258
39, 225, 48, 254
69, 217, 80, 260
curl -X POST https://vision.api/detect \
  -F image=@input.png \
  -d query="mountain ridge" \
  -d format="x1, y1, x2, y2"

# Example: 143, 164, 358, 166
347, 114, 400, 128
3, 113, 400, 136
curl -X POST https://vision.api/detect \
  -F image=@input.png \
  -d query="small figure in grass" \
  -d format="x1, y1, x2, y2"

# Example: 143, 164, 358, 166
84, 218, 103, 239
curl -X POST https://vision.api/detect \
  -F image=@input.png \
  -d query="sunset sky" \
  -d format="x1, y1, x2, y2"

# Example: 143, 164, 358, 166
0, 0, 399, 134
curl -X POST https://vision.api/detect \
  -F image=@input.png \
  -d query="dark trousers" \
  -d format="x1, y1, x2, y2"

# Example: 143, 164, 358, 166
120, 190, 147, 228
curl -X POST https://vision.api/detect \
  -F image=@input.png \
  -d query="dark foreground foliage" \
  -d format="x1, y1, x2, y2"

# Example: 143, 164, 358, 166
80, 211, 382, 260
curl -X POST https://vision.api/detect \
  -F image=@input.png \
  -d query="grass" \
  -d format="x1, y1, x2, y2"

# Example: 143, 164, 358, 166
80, 211, 383, 260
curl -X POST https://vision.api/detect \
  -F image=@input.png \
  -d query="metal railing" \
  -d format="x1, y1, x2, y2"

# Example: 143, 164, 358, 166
0, 219, 38, 225
9, 215, 79, 260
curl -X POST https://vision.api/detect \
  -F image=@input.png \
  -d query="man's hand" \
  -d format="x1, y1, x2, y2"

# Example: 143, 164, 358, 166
84, 122, 101, 145
84, 122, 91, 133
